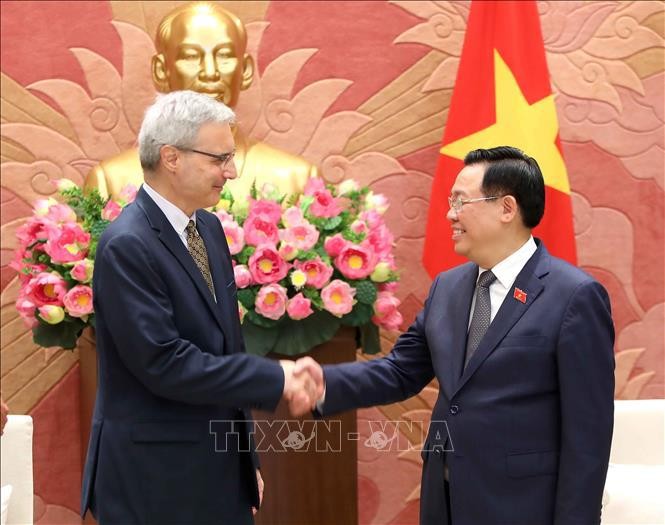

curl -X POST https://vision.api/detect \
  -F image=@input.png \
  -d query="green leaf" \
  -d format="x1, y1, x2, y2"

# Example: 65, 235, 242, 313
246, 309, 282, 328
235, 245, 255, 265
271, 312, 341, 356
237, 288, 256, 309
359, 322, 381, 354
322, 216, 343, 231
353, 279, 377, 305
33, 318, 86, 350
340, 302, 373, 327
242, 319, 279, 356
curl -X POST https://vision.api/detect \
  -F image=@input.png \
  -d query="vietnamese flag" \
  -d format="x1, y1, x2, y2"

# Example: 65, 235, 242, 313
422, 0, 576, 277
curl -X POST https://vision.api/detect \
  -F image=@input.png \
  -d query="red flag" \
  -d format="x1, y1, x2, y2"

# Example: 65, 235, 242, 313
422, 1, 577, 277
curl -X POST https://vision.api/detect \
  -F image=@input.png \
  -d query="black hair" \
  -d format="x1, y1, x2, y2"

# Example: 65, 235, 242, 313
464, 146, 545, 228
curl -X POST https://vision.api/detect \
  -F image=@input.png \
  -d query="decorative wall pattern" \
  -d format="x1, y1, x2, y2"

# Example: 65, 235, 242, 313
1, 1, 663, 523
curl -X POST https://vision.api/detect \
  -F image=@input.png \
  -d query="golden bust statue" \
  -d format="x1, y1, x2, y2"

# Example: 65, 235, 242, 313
84, 2, 317, 199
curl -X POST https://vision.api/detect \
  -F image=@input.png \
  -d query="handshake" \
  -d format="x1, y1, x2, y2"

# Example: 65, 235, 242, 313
279, 357, 325, 416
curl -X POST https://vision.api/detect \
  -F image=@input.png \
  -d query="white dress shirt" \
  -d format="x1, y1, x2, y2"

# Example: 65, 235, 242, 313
469, 236, 537, 326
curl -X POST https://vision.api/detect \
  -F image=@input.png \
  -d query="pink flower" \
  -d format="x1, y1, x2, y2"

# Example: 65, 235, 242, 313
233, 264, 252, 288
70, 258, 94, 283
34, 198, 58, 216
102, 200, 122, 221
278, 242, 299, 261
309, 188, 342, 218
11, 255, 47, 284
378, 282, 399, 294
248, 199, 282, 224
334, 243, 377, 280
324, 234, 347, 258
54, 178, 78, 192
44, 222, 90, 263
280, 222, 319, 251
16, 216, 51, 247
282, 206, 305, 228
255, 284, 288, 320
304, 178, 327, 196
364, 191, 389, 214
45, 204, 77, 224
118, 184, 138, 205
243, 214, 280, 246
24, 272, 67, 306
360, 210, 383, 230
222, 220, 245, 255
16, 295, 38, 328
350, 220, 368, 235
321, 280, 356, 317
294, 257, 334, 289
287, 292, 314, 320
214, 209, 234, 223
248, 245, 289, 284
38, 304, 65, 325
372, 291, 403, 331
63, 285, 94, 317
367, 224, 394, 260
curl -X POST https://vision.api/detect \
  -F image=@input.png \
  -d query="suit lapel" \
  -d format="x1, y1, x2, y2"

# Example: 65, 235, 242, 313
135, 189, 225, 332
453, 244, 549, 395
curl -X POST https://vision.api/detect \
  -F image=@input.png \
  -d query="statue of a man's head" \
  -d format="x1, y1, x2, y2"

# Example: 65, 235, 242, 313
152, 2, 254, 108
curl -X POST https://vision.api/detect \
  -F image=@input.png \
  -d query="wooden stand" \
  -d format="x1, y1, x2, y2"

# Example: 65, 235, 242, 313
78, 327, 359, 525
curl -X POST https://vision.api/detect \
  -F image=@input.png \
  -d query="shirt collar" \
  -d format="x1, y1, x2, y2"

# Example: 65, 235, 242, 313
478, 236, 537, 289
142, 182, 196, 236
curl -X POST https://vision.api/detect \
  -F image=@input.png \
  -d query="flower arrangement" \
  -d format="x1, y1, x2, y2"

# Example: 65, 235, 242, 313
11, 180, 137, 349
215, 178, 402, 356
13, 177, 403, 355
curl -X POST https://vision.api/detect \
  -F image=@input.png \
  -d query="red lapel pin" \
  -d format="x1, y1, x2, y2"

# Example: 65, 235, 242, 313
513, 287, 527, 303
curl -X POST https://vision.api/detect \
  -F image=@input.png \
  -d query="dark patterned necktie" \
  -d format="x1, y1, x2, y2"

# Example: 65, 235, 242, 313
185, 220, 215, 296
464, 270, 497, 369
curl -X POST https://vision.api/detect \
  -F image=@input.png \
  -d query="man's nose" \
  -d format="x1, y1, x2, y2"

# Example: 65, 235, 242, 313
222, 162, 238, 180
199, 54, 220, 81
446, 206, 458, 222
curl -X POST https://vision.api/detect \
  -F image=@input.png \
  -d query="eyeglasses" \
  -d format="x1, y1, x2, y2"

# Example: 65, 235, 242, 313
448, 195, 500, 214
182, 148, 236, 168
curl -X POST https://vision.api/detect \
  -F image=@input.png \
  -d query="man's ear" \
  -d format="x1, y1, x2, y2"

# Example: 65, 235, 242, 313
160, 145, 179, 172
241, 54, 254, 91
152, 54, 169, 92
500, 195, 519, 223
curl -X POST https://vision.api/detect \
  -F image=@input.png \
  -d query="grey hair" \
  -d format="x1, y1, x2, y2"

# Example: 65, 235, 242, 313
138, 90, 236, 171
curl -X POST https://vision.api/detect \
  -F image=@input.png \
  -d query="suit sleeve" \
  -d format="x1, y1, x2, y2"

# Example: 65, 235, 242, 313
554, 279, 615, 524
95, 233, 284, 410
320, 277, 439, 416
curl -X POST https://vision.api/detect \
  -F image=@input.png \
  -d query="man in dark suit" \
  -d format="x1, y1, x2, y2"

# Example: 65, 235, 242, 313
81, 90, 321, 525
303, 146, 615, 525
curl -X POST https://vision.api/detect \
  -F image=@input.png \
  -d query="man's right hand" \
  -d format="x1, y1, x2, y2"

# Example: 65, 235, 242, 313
280, 358, 324, 416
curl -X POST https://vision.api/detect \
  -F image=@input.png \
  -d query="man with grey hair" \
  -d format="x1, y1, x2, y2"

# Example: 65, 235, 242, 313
81, 90, 322, 525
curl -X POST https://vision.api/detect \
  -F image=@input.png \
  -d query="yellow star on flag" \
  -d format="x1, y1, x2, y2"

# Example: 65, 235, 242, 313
441, 49, 569, 194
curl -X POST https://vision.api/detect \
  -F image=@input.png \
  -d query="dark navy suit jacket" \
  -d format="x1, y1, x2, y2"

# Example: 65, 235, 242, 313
81, 188, 284, 524
321, 241, 615, 525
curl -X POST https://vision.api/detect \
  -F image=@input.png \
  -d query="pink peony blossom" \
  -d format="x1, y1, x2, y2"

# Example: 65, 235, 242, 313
16, 295, 38, 328
243, 213, 280, 246
34, 198, 58, 216
372, 291, 403, 331
350, 220, 368, 235
366, 223, 394, 260
45, 203, 77, 224
54, 178, 78, 192
38, 304, 65, 325
233, 264, 252, 288
287, 292, 314, 320
16, 216, 51, 247
11, 255, 47, 284
118, 184, 138, 205
248, 245, 290, 284
282, 206, 305, 228
364, 191, 389, 214
70, 258, 94, 283
309, 188, 342, 218
321, 280, 356, 317
378, 282, 399, 294
248, 199, 282, 224
280, 222, 319, 251
63, 285, 94, 317
44, 222, 90, 264
278, 242, 299, 261
334, 243, 377, 280
359, 210, 383, 230
222, 220, 245, 255
102, 200, 122, 221
304, 178, 327, 196
255, 283, 288, 320
294, 257, 334, 289
24, 272, 67, 306
324, 234, 347, 258
214, 209, 234, 223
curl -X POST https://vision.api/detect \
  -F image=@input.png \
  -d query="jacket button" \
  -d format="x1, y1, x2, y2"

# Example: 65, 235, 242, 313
449, 405, 459, 415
